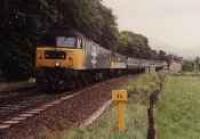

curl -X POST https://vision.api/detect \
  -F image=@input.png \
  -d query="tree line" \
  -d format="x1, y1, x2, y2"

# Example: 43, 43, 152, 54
182, 57, 200, 72
0, 0, 174, 80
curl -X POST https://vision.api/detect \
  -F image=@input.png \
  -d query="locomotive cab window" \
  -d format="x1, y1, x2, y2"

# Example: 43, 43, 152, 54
56, 37, 77, 48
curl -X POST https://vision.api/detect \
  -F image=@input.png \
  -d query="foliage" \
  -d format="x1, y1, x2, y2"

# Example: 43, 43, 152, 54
182, 60, 194, 72
54, 0, 119, 49
182, 57, 200, 72
117, 31, 171, 59
118, 31, 151, 58
194, 56, 200, 71
127, 73, 161, 105
157, 75, 200, 138
0, 0, 56, 80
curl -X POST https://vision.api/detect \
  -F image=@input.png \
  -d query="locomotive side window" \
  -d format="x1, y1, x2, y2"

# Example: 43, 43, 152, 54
77, 39, 82, 48
56, 36, 76, 48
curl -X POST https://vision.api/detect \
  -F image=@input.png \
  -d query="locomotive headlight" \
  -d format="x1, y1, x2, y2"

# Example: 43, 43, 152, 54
55, 62, 61, 67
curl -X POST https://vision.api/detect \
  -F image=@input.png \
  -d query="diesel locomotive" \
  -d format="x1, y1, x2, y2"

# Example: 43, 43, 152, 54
35, 27, 165, 92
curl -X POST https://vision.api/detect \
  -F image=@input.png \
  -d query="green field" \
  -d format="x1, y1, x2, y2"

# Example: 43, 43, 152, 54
157, 75, 200, 138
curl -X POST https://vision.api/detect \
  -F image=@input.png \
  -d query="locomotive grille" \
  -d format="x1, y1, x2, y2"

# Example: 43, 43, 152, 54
44, 50, 66, 59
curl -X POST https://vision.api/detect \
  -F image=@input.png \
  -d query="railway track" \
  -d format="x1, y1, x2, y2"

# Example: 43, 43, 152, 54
0, 80, 85, 122
0, 75, 133, 139
0, 82, 35, 93
0, 88, 74, 127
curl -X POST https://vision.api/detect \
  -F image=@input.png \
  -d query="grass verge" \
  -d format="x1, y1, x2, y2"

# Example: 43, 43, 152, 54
157, 75, 200, 138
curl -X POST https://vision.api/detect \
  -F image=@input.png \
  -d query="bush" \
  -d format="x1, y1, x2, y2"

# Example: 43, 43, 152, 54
127, 73, 162, 105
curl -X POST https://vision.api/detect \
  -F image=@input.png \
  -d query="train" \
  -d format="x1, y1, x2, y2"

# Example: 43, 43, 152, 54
35, 27, 166, 92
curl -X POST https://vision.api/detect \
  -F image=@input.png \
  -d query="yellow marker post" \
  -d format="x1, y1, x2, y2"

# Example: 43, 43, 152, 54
112, 90, 128, 132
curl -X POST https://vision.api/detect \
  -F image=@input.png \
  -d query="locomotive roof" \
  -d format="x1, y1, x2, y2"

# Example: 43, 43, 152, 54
47, 26, 85, 38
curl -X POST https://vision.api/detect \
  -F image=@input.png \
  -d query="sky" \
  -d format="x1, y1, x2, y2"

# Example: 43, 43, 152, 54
103, 0, 200, 59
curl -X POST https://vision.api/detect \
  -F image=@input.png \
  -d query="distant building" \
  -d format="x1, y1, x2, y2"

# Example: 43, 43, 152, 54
169, 59, 183, 73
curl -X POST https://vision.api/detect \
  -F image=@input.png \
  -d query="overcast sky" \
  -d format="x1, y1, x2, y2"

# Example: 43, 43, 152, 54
103, 0, 200, 59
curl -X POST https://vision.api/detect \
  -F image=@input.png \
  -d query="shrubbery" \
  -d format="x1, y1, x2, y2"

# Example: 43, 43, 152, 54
127, 73, 166, 104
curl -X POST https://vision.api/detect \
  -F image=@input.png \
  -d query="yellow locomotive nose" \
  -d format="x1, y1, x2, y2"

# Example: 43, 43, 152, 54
36, 47, 85, 70
68, 57, 74, 67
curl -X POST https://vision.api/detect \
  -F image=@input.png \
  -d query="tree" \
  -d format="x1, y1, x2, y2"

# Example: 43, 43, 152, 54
0, 0, 57, 80
158, 50, 167, 61
56, 0, 118, 48
118, 31, 156, 58
182, 60, 194, 72
194, 56, 200, 72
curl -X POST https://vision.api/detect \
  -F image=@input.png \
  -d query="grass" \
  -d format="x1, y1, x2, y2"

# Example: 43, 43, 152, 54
172, 71, 200, 77
157, 75, 200, 138
59, 73, 162, 139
